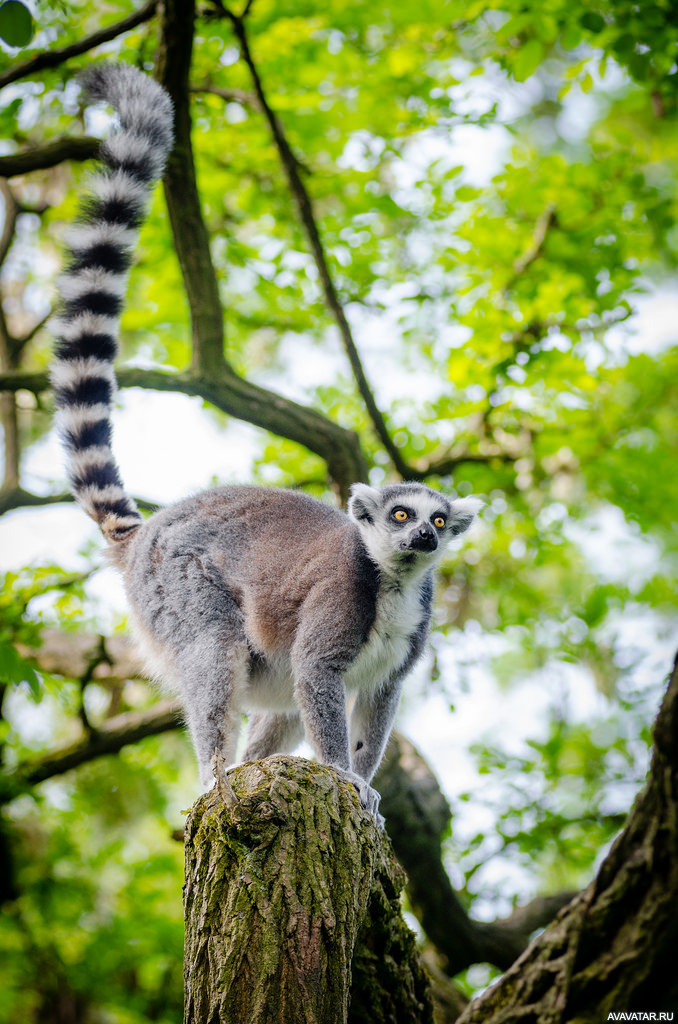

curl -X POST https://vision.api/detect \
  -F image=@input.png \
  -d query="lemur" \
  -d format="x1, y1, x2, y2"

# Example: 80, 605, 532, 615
51, 64, 481, 823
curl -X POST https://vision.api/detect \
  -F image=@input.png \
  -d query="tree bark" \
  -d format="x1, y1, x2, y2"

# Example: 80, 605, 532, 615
183, 755, 433, 1024
458, 653, 678, 1022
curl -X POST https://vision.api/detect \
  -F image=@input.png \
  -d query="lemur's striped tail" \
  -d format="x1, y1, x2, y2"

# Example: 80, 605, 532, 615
51, 64, 173, 542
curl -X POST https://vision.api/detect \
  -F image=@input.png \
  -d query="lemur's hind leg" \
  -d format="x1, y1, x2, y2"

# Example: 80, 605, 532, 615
242, 712, 304, 762
175, 628, 249, 791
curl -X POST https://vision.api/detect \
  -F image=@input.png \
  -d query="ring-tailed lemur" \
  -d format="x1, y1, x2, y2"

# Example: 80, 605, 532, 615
51, 64, 481, 824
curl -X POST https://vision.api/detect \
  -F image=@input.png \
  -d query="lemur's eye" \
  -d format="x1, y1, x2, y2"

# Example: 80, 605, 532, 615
393, 509, 408, 522
433, 515, 446, 529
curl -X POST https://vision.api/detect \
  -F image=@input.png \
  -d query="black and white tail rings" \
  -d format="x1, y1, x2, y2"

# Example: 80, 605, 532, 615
51, 65, 173, 540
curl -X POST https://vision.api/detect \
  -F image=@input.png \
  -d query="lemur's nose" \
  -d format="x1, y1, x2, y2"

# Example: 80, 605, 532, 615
410, 523, 438, 552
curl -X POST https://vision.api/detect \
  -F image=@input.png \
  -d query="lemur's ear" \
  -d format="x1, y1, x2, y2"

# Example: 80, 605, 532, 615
348, 483, 381, 524
448, 496, 483, 536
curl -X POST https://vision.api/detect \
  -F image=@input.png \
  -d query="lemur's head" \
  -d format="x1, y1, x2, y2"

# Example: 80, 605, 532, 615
348, 482, 482, 575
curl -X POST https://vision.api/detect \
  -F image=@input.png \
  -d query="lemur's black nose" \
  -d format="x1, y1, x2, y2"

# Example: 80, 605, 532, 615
410, 525, 438, 552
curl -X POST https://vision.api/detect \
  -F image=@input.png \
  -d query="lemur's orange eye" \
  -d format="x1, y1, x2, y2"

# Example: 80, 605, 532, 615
433, 516, 446, 529
393, 509, 408, 522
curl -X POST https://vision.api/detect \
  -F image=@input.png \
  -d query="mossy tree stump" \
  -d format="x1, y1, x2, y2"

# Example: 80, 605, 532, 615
183, 755, 433, 1024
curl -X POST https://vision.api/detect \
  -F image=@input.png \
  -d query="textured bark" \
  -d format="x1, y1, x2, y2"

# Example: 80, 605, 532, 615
183, 755, 433, 1024
157, 0, 225, 379
458, 654, 678, 1022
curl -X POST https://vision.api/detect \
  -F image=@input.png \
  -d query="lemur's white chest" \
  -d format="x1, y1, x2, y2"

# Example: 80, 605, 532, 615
343, 582, 422, 695
243, 581, 423, 713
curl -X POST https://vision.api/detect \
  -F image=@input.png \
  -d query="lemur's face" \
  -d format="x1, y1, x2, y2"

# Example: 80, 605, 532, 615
348, 482, 482, 573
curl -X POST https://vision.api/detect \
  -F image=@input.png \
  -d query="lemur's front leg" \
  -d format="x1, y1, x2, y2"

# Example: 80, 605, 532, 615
291, 651, 382, 820
349, 677, 403, 786
346, 678, 403, 828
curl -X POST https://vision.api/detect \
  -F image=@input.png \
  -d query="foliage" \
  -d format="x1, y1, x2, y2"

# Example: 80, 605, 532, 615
0, 0, 676, 1016
0, 1, 33, 50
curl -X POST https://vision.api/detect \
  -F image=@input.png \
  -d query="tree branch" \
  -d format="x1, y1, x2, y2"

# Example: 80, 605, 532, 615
0, 179, 18, 265
472, 891, 579, 971
0, 180, 20, 489
1, 700, 182, 803
0, 485, 157, 517
458, 652, 678, 1021
156, 0, 226, 380
222, 11, 411, 477
0, 366, 367, 506
376, 733, 576, 976
14, 312, 52, 357
0, 486, 72, 516
0, 0, 158, 92
505, 203, 557, 288
17, 629, 142, 684
0, 137, 99, 179
153, 0, 367, 499
191, 82, 260, 110
408, 449, 518, 481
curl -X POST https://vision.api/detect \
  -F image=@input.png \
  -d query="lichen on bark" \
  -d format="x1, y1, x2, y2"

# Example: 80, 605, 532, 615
183, 755, 433, 1024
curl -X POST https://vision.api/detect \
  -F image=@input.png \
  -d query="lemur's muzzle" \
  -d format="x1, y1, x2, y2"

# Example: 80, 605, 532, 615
408, 525, 438, 552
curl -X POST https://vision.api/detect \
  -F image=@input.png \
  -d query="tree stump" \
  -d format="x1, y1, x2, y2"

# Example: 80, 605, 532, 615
183, 755, 433, 1024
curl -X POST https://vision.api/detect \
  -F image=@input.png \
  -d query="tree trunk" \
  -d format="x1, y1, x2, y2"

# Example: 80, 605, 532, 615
183, 755, 433, 1024
457, 653, 678, 1022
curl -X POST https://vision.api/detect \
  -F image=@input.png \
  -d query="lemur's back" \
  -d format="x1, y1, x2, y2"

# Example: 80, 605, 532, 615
123, 485, 379, 661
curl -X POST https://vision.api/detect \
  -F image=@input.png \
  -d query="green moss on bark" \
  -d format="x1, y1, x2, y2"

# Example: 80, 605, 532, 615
183, 756, 433, 1024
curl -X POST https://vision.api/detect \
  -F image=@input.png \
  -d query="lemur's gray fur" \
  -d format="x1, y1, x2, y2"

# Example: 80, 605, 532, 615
51, 65, 481, 823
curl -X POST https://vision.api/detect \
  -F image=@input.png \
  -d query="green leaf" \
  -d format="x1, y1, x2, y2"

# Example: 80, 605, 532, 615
0, 642, 40, 696
513, 39, 543, 83
560, 24, 582, 50
0, 0, 33, 47
580, 12, 606, 35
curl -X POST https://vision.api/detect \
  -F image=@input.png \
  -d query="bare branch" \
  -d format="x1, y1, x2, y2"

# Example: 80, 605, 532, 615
0, 0, 158, 92
410, 448, 518, 480
376, 733, 577, 976
505, 203, 557, 291
473, 891, 578, 971
0, 179, 18, 266
223, 13, 410, 477
17, 629, 142, 683
2, 701, 182, 802
0, 365, 367, 504
156, 0, 227, 380
0, 485, 158, 517
191, 82, 260, 109
0, 137, 99, 179
14, 312, 52, 356
0, 370, 47, 394
0, 181, 20, 489
0, 397, 19, 491
154, 0, 366, 499
0, 486, 71, 516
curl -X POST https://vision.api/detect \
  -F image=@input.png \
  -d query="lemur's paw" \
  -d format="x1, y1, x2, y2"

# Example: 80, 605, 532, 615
335, 767, 382, 823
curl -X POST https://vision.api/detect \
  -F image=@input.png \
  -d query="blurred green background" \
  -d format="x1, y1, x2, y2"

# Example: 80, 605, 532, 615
0, 0, 676, 1018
